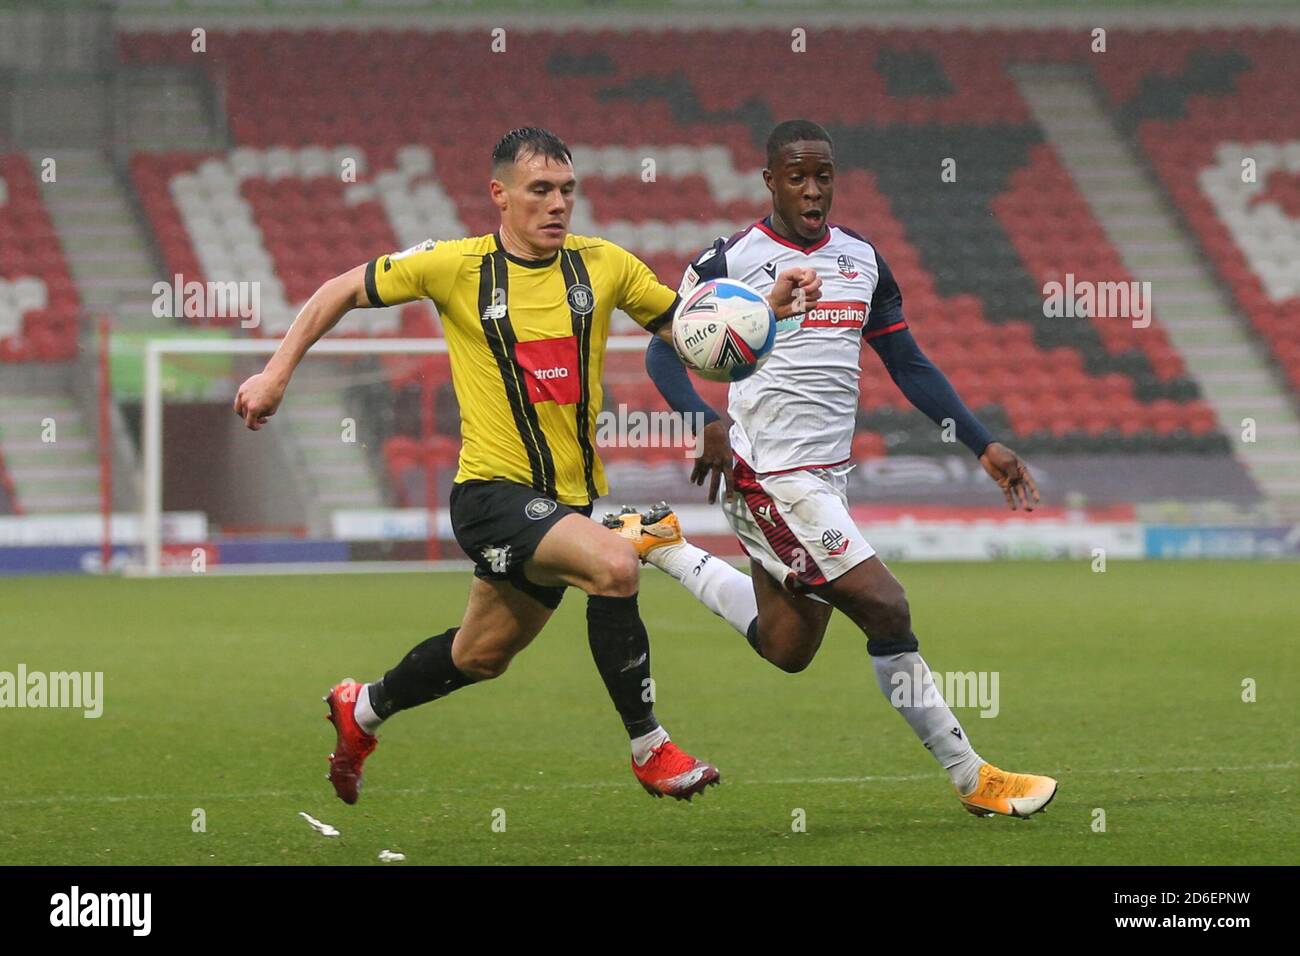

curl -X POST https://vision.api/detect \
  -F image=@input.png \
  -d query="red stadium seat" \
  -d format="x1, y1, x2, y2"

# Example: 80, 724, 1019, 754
103, 24, 1289, 502
0, 155, 81, 363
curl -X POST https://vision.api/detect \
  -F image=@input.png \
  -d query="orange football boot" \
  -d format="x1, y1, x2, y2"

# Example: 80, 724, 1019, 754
602, 502, 684, 563
958, 763, 1058, 818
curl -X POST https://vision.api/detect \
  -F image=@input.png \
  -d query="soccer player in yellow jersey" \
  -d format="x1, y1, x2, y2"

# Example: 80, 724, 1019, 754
234, 127, 820, 803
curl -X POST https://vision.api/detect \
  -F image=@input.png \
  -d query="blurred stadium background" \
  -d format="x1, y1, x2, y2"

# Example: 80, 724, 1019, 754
1, 0, 1298, 574
4, 0, 1300, 872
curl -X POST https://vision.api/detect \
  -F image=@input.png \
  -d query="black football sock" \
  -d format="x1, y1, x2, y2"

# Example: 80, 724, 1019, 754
587, 593, 660, 739
366, 627, 475, 720
745, 617, 762, 655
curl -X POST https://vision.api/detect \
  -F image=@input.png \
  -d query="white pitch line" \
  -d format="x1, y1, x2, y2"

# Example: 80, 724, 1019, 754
749, 761, 1300, 786
3, 761, 1294, 809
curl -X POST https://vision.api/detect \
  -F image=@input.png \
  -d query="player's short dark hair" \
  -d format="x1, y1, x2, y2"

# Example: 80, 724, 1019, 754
492, 127, 573, 175
766, 120, 833, 168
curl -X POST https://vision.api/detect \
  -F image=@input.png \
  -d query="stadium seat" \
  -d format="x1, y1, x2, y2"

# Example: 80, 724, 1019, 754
1092, 31, 1300, 396
111, 24, 1281, 504
0, 155, 81, 362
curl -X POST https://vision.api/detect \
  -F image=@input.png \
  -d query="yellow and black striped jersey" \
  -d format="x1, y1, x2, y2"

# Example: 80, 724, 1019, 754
364, 232, 678, 506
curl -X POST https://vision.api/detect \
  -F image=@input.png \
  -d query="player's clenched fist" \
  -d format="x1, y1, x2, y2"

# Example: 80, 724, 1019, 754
767, 266, 822, 319
233, 372, 286, 430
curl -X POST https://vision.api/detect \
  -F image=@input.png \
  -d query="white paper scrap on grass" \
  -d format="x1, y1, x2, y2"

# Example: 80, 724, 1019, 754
298, 811, 339, 838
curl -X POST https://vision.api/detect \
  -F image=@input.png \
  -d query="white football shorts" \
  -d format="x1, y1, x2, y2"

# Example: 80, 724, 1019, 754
724, 456, 875, 591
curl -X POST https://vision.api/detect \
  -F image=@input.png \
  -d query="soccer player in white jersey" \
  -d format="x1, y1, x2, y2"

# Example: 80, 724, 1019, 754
620, 120, 1057, 818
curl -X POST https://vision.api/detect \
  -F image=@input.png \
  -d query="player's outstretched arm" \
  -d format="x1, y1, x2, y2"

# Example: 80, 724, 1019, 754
647, 328, 733, 503
233, 263, 372, 430
867, 327, 1039, 510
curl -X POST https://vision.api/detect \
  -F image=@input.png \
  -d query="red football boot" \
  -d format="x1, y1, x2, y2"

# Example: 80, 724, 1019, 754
632, 741, 720, 800
323, 679, 378, 805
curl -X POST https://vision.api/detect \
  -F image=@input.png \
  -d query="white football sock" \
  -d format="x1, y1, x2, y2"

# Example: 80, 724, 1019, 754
631, 725, 670, 766
646, 541, 758, 637
354, 682, 384, 736
871, 652, 984, 794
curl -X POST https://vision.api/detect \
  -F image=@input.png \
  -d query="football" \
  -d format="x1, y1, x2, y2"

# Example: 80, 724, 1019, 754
671, 277, 777, 382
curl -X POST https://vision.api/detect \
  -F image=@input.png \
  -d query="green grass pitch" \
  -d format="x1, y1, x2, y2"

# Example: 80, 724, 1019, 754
2, 561, 1295, 866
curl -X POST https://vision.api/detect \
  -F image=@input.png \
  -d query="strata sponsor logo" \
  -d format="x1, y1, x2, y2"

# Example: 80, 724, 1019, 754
799, 300, 865, 329
152, 273, 260, 327
1042, 273, 1152, 329
515, 335, 581, 405
50, 886, 151, 936
0, 664, 102, 718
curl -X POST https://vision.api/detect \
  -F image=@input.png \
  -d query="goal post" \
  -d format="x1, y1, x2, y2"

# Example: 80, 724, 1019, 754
137, 334, 727, 577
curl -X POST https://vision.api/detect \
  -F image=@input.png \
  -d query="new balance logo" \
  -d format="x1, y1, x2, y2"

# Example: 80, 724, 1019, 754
619, 652, 648, 673
481, 304, 508, 321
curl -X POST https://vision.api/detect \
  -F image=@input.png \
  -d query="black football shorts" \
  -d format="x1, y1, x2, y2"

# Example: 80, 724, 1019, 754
449, 478, 593, 609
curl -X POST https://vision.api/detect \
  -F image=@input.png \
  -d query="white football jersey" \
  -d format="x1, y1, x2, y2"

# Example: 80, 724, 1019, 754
678, 217, 908, 474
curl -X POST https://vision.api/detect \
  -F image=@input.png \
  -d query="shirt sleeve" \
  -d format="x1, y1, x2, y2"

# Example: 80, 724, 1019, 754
676, 236, 729, 298
868, 328, 994, 456
863, 247, 909, 341
613, 243, 679, 333
365, 238, 461, 311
